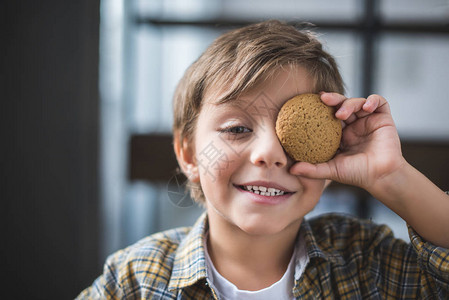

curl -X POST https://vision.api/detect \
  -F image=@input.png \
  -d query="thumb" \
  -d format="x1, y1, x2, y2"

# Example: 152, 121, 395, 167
290, 161, 335, 180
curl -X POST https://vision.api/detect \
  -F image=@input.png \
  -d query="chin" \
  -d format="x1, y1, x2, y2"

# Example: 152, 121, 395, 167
236, 215, 300, 236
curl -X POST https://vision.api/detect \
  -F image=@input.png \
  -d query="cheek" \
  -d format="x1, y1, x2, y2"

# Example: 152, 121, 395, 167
299, 176, 326, 190
297, 177, 327, 202
195, 137, 241, 184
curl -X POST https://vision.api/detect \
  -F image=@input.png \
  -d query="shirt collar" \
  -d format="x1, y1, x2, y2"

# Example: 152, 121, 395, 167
168, 212, 209, 291
167, 213, 345, 292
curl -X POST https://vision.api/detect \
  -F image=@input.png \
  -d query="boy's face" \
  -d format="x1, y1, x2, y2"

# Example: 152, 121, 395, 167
191, 66, 327, 236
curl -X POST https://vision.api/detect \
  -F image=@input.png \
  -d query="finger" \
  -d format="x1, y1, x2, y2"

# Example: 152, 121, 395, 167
290, 161, 334, 180
335, 97, 367, 120
343, 95, 389, 123
320, 92, 347, 106
344, 114, 358, 125
365, 94, 390, 114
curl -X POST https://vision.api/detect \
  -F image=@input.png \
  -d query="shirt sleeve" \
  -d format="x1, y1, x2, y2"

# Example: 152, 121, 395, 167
408, 224, 449, 297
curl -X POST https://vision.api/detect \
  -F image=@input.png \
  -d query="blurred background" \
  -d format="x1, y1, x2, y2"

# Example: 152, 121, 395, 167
2, 0, 449, 298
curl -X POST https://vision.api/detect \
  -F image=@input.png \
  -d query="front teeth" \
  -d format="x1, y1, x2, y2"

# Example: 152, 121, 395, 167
244, 185, 285, 196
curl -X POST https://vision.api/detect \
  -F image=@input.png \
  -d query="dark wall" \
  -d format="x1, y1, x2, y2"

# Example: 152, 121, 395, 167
1, 1, 101, 299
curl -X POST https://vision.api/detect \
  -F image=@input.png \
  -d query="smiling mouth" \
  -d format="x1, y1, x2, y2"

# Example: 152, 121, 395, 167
237, 185, 292, 196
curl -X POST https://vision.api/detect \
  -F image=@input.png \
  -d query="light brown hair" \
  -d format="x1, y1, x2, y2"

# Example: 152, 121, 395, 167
173, 20, 344, 203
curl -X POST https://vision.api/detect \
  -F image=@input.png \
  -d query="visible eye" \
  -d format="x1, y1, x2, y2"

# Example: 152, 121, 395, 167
228, 126, 252, 134
220, 125, 252, 135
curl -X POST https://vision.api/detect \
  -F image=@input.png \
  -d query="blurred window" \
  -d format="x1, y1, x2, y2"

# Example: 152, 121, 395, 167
380, 0, 449, 23
375, 33, 449, 140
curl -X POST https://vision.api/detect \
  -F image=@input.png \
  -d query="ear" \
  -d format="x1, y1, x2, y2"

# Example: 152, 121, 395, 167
173, 134, 200, 183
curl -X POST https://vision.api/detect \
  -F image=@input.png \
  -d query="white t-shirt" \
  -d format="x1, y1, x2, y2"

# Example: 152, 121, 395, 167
204, 231, 309, 300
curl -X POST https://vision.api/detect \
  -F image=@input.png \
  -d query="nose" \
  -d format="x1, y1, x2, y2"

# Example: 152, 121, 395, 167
250, 128, 288, 168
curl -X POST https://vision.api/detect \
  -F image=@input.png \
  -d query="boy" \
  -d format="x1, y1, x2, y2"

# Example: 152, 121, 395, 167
78, 20, 449, 299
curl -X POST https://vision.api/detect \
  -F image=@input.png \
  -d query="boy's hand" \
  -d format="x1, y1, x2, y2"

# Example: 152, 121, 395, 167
290, 92, 406, 193
290, 92, 449, 248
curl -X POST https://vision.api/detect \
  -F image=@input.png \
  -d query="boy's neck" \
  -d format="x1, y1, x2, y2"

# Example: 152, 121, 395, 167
206, 210, 301, 291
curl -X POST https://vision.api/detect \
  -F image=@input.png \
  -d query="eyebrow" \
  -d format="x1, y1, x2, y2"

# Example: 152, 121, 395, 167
212, 96, 284, 112
208, 98, 250, 109
209, 97, 249, 109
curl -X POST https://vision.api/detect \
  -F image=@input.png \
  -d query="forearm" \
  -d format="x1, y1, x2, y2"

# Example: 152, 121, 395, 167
369, 161, 449, 248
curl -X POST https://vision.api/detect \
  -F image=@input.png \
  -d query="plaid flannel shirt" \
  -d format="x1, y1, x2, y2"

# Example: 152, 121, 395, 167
77, 213, 449, 299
